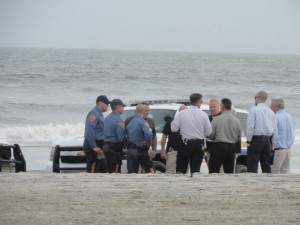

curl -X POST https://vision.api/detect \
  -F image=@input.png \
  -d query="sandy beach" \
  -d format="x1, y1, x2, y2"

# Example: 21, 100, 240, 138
1, 172, 299, 225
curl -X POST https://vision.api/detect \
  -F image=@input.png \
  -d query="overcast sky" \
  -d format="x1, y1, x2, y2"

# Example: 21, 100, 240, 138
0, 0, 299, 54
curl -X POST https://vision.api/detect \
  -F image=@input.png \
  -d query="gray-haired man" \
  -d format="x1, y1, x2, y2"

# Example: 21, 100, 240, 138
270, 97, 295, 173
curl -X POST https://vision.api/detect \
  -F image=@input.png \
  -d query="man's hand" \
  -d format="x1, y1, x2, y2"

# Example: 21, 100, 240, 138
161, 150, 167, 160
93, 147, 102, 154
247, 141, 251, 148
149, 149, 156, 160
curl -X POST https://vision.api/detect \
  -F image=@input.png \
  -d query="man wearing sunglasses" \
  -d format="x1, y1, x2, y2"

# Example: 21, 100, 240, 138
246, 91, 277, 173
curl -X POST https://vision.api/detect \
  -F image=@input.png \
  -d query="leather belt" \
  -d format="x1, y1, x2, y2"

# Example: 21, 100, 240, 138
274, 148, 286, 150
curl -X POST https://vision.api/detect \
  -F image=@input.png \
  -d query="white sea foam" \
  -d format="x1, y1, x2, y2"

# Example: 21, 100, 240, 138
0, 123, 84, 142
1, 122, 299, 145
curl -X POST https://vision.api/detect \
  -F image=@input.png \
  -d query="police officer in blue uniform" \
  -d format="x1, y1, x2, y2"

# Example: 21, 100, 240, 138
83, 95, 110, 173
126, 104, 154, 173
103, 99, 126, 173
125, 102, 157, 159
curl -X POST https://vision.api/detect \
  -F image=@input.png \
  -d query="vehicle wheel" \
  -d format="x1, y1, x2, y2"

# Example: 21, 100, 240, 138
235, 165, 247, 173
153, 161, 166, 173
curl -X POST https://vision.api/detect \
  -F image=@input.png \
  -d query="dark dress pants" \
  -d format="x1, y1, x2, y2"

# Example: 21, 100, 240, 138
176, 139, 204, 174
209, 142, 235, 174
247, 136, 272, 173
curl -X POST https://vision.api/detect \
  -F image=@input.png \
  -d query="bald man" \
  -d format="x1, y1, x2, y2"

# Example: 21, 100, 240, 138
161, 105, 188, 173
246, 91, 277, 173
126, 104, 154, 173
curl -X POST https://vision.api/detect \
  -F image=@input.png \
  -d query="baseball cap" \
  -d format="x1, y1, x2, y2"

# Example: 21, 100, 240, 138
110, 99, 126, 107
96, 95, 110, 105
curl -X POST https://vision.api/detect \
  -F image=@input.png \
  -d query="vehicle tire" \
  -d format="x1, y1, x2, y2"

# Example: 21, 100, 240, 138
153, 161, 166, 173
235, 164, 247, 173
52, 146, 60, 173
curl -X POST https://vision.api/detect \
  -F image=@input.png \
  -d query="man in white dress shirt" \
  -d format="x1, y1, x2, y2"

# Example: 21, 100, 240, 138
246, 91, 277, 173
171, 93, 212, 174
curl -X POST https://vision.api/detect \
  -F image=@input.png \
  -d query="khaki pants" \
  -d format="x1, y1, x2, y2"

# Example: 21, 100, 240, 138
271, 149, 291, 174
166, 150, 177, 174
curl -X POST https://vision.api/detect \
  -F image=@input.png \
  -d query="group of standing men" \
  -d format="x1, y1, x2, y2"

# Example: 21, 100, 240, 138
161, 91, 295, 174
84, 90, 295, 174
161, 93, 241, 174
83, 95, 156, 173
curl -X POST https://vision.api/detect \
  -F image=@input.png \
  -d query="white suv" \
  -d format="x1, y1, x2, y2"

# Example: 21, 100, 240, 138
46, 100, 248, 173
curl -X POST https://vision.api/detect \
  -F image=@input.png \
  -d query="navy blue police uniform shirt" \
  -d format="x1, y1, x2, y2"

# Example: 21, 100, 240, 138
126, 115, 153, 147
104, 112, 126, 143
84, 106, 105, 149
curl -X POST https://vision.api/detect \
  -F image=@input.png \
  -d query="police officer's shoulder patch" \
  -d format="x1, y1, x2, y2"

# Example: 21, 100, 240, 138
144, 122, 150, 127
119, 122, 125, 129
89, 114, 97, 122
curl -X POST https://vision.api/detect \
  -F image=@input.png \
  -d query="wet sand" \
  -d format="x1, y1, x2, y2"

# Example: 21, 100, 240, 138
1, 172, 300, 225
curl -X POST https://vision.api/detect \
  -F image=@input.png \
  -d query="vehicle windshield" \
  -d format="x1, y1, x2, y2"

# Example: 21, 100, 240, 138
121, 109, 177, 133
122, 108, 247, 135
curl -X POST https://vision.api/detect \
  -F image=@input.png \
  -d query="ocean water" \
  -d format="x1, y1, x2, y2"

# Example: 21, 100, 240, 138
0, 47, 299, 171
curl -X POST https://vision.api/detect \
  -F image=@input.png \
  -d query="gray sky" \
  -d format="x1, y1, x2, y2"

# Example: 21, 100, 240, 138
0, 0, 300, 54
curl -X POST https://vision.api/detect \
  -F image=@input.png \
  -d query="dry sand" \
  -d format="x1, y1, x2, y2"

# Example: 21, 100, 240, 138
1, 172, 300, 225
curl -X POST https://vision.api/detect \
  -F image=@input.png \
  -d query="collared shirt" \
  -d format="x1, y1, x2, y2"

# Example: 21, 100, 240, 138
84, 106, 105, 149
171, 105, 212, 139
209, 112, 221, 122
210, 111, 242, 143
246, 103, 277, 144
126, 115, 153, 147
104, 112, 126, 143
274, 109, 295, 149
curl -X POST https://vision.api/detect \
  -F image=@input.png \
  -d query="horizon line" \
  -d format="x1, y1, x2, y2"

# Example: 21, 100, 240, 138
1, 45, 300, 57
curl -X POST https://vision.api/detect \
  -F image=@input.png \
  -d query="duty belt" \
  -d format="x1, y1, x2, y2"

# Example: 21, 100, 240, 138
127, 142, 149, 152
182, 138, 204, 146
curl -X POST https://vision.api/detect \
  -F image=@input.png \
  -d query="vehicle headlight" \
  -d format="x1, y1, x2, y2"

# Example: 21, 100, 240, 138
50, 147, 55, 161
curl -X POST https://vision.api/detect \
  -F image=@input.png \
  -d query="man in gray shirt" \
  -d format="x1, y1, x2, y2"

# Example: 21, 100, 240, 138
209, 98, 242, 173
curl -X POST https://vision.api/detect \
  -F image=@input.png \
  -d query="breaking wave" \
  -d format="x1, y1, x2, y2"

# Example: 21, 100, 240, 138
0, 123, 299, 144
0, 123, 84, 142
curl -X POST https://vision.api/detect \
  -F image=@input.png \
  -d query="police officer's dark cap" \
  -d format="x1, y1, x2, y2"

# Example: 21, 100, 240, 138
110, 99, 126, 107
96, 95, 110, 105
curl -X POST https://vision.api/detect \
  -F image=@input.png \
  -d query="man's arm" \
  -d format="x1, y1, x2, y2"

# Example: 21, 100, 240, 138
290, 117, 296, 148
86, 114, 97, 149
209, 118, 216, 140
116, 121, 126, 142
271, 115, 278, 148
160, 134, 167, 159
246, 109, 255, 143
148, 118, 157, 151
171, 113, 180, 132
204, 113, 212, 137
86, 114, 101, 153
152, 136, 157, 151
142, 122, 153, 145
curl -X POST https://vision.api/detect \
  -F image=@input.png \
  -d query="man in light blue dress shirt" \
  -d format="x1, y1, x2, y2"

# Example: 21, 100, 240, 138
246, 91, 277, 173
270, 97, 295, 173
